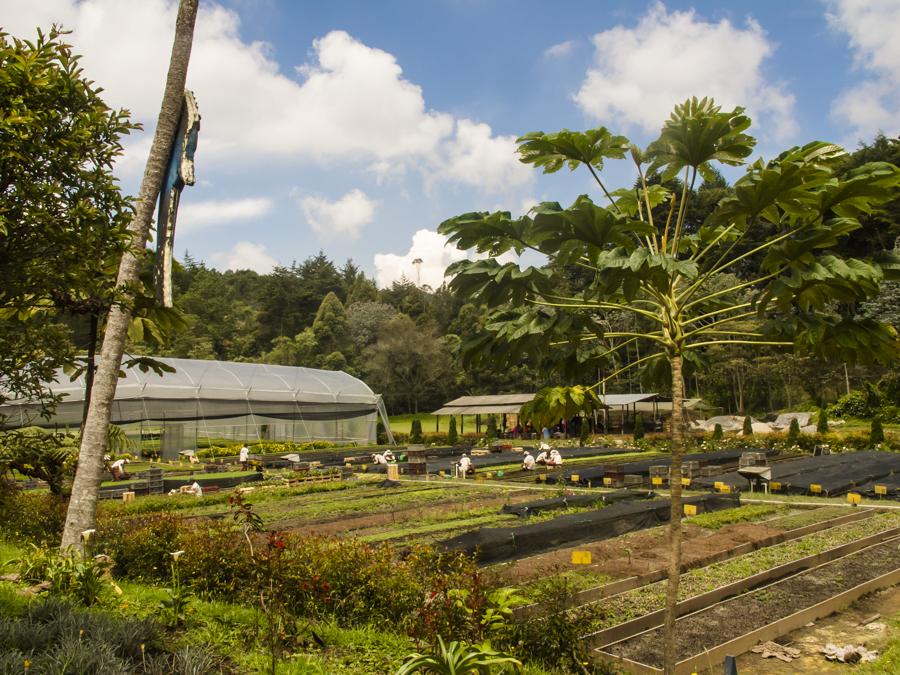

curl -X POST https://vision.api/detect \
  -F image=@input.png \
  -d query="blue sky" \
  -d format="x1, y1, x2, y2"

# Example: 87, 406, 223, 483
6, 0, 900, 286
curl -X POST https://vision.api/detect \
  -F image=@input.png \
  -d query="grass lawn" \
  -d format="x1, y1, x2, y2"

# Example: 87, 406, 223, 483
389, 413, 485, 435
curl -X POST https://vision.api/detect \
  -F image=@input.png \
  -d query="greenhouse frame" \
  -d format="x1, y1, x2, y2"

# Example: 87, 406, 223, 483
0, 358, 390, 457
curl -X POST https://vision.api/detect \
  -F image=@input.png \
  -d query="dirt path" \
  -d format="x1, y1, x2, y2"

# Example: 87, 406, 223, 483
497, 521, 780, 583
605, 539, 900, 667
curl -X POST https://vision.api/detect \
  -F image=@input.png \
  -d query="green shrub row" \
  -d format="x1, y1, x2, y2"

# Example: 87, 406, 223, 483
93, 509, 486, 641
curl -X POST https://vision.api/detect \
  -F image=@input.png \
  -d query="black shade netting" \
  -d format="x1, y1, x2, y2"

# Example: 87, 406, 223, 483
440, 493, 739, 563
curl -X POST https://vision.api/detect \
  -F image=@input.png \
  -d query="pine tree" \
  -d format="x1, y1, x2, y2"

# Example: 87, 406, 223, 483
787, 418, 801, 444
448, 416, 459, 445
410, 418, 423, 444
633, 414, 645, 440
580, 417, 590, 446
486, 416, 498, 441
712, 423, 724, 441
817, 408, 829, 434
742, 416, 753, 436
870, 418, 885, 444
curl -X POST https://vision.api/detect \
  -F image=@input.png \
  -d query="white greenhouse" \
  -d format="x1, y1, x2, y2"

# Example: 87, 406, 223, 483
0, 358, 390, 456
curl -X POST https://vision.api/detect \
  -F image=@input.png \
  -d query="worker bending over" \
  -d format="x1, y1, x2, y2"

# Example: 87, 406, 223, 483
547, 449, 564, 467
521, 450, 535, 471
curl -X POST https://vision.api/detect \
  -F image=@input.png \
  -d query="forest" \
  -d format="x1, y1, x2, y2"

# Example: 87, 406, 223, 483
128, 135, 900, 419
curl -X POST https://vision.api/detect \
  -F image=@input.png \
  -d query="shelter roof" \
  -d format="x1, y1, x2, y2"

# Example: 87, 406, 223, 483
433, 393, 535, 415
599, 393, 659, 406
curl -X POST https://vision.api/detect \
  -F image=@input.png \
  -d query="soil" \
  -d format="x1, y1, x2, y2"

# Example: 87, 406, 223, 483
498, 521, 781, 583
736, 585, 900, 674
274, 492, 539, 535
604, 539, 900, 668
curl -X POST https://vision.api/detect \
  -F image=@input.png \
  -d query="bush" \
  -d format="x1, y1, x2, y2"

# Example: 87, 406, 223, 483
742, 416, 753, 436
410, 419, 424, 444
448, 417, 458, 445
871, 418, 885, 444
94, 506, 485, 635
711, 423, 723, 441
633, 414, 645, 440
96, 512, 184, 580
0, 489, 67, 545
787, 418, 801, 444
817, 408, 829, 434
580, 419, 590, 447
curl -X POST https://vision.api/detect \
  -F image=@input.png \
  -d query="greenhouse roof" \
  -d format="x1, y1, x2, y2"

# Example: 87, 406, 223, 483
8, 357, 378, 406
0, 358, 384, 429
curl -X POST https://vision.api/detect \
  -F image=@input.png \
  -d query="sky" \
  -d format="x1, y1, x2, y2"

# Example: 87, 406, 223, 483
4, 0, 900, 288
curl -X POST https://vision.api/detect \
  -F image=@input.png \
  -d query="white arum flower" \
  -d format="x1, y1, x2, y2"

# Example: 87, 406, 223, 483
170, 550, 185, 561
81, 529, 96, 541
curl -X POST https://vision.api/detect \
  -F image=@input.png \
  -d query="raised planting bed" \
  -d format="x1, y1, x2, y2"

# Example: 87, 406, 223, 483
512, 507, 875, 620
585, 521, 900, 649
598, 537, 900, 673
500, 490, 656, 517
438, 493, 739, 564
575, 511, 900, 636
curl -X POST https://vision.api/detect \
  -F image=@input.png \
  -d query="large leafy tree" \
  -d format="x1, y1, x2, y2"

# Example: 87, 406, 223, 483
438, 97, 900, 672
0, 27, 136, 417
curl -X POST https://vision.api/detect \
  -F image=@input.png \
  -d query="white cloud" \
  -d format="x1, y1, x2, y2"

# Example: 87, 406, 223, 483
298, 189, 376, 240
373, 229, 468, 289
178, 197, 273, 233
827, 0, 900, 138
210, 241, 279, 273
573, 2, 797, 140
373, 229, 520, 289
4, 1, 529, 192
433, 120, 533, 193
544, 40, 575, 59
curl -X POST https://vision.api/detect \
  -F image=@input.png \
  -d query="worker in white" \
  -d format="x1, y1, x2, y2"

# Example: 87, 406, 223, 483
534, 443, 549, 465
548, 449, 563, 467
188, 481, 203, 497
372, 452, 388, 465
383, 449, 396, 462
239, 444, 250, 470
522, 450, 536, 471
109, 458, 130, 480
457, 453, 473, 478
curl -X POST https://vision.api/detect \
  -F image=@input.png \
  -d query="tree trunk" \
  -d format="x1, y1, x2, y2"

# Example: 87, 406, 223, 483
80, 312, 99, 431
663, 351, 685, 674
60, 0, 199, 550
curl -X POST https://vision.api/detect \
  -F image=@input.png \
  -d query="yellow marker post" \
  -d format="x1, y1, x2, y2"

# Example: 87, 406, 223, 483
875, 485, 887, 496
603, 477, 612, 486
571, 551, 592, 565
570, 474, 580, 483
684, 504, 697, 516
714, 481, 724, 490
681, 477, 691, 487
847, 493, 862, 505
652, 476, 663, 486
719, 484, 731, 493
770, 481, 781, 492
810, 484, 822, 494
485, 472, 493, 479
537, 474, 546, 482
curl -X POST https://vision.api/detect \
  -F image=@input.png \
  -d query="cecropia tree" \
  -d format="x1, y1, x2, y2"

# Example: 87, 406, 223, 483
438, 97, 900, 673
